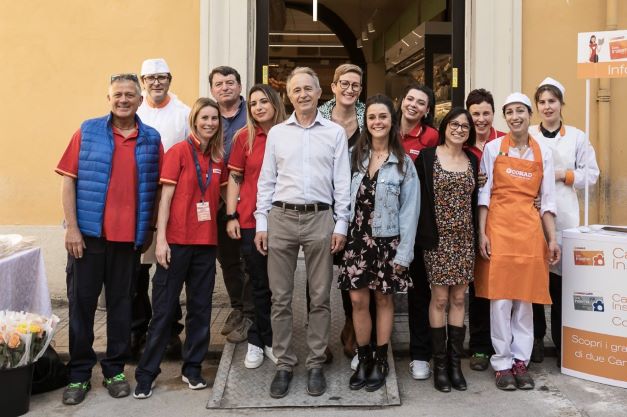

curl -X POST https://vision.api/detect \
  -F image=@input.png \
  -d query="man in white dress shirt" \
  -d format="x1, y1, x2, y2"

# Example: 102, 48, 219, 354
254, 67, 351, 398
133, 58, 190, 359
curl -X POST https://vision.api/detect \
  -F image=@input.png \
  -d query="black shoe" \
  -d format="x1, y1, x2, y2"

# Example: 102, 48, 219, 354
531, 337, 545, 363
165, 334, 183, 360
307, 368, 326, 396
431, 327, 451, 393
182, 374, 207, 390
62, 381, 91, 405
365, 344, 388, 392
447, 324, 468, 391
349, 345, 372, 390
270, 370, 293, 398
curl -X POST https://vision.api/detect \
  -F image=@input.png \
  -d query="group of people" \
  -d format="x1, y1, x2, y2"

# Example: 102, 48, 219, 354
55, 57, 599, 406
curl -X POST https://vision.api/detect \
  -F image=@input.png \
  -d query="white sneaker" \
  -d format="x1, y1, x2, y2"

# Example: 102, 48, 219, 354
409, 360, 431, 380
244, 343, 264, 369
263, 346, 278, 364
350, 354, 359, 371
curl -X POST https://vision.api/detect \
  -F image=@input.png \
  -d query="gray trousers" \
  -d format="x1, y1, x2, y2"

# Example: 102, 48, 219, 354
267, 207, 334, 371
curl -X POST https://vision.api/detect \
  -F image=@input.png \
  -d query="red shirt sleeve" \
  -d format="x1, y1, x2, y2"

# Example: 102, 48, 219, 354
160, 145, 182, 184
55, 129, 82, 177
227, 130, 248, 172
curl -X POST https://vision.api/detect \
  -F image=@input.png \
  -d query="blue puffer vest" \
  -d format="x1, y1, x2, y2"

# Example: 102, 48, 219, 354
76, 113, 161, 247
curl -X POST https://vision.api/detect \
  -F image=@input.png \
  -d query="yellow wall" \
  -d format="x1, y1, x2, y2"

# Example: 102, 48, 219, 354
0, 0, 200, 224
522, 0, 627, 225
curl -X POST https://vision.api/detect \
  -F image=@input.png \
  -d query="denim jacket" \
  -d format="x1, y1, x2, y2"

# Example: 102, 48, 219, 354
348, 151, 420, 267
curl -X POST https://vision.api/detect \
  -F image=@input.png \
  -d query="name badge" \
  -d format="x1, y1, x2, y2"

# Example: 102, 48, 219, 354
196, 201, 211, 222
409, 149, 420, 156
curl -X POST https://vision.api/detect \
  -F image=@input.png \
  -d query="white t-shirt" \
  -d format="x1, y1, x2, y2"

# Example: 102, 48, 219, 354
137, 93, 190, 151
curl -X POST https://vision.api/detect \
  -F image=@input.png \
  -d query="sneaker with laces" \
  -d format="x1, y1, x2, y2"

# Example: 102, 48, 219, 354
227, 317, 252, 343
512, 359, 534, 390
495, 369, 517, 390
103, 373, 130, 398
182, 374, 207, 390
351, 353, 359, 371
245, 343, 264, 369
264, 346, 278, 364
133, 380, 156, 399
221, 309, 243, 336
470, 353, 490, 371
62, 381, 91, 405
409, 360, 431, 380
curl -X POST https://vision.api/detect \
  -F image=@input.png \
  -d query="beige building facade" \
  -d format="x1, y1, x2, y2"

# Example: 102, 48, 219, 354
0, 0, 624, 296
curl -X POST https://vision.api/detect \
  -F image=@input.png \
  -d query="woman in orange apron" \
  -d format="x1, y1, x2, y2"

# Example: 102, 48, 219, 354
475, 92, 561, 391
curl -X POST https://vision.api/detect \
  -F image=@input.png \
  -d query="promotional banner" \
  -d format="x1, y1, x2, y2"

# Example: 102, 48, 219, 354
577, 30, 627, 79
562, 227, 627, 388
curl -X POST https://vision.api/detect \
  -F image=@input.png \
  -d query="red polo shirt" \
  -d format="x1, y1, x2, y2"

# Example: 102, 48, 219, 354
160, 136, 228, 245
227, 127, 267, 229
55, 127, 164, 243
465, 127, 506, 160
401, 124, 439, 161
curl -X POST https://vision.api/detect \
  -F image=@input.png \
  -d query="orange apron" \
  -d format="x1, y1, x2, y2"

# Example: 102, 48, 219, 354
475, 134, 551, 304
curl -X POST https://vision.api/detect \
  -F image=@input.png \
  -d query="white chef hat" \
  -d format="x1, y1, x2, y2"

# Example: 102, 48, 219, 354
140, 58, 171, 76
538, 77, 565, 98
502, 92, 532, 111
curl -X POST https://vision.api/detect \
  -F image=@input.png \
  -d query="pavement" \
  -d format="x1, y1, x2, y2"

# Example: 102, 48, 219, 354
27, 262, 627, 417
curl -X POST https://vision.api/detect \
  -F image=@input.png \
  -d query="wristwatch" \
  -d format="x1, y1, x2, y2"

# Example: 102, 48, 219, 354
222, 212, 239, 221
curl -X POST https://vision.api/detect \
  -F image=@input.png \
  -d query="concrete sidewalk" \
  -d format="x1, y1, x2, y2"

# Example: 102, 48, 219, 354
34, 261, 626, 417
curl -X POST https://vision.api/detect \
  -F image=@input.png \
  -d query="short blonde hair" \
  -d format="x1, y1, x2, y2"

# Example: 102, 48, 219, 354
333, 64, 363, 83
286, 67, 320, 93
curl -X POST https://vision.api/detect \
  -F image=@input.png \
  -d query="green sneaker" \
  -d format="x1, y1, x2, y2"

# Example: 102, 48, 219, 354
103, 373, 131, 398
469, 353, 490, 371
62, 381, 91, 405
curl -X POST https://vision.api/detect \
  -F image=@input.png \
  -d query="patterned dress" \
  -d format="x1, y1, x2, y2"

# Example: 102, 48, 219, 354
338, 170, 412, 294
423, 157, 475, 286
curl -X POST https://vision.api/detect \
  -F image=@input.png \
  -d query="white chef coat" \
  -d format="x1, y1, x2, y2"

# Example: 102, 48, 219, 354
137, 92, 190, 151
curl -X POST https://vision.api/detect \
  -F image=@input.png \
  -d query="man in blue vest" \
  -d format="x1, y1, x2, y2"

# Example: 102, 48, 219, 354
55, 73, 163, 406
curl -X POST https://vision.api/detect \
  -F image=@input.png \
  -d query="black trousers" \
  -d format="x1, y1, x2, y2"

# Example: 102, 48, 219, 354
135, 245, 216, 383
468, 281, 494, 355
240, 229, 273, 348
132, 263, 184, 338
217, 206, 253, 317
407, 250, 432, 361
66, 237, 138, 382
532, 272, 562, 351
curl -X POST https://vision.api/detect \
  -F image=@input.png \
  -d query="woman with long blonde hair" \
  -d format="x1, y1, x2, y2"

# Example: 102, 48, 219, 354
226, 84, 286, 369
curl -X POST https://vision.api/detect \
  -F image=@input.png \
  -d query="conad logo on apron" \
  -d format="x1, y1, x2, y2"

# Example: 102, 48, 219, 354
505, 167, 533, 179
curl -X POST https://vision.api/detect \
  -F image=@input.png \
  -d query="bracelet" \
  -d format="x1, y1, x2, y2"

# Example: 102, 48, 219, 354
222, 212, 239, 221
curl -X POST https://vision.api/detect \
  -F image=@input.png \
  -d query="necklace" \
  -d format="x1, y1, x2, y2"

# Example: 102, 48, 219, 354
373, 151, 389, 160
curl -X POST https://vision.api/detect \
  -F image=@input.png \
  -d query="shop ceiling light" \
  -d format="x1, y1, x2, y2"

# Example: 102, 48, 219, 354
313, 0, 318, 22
368, 22, 375, 33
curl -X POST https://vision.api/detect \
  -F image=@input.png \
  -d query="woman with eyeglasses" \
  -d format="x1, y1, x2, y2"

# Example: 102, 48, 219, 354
318, 64, 369, 362
399, 83, 439, 382
134, 98, 227, 399
338, 94, 418, 392
225, 84, 287, 369
529, 78, 599, 367
476, 93, 560, 391
414, 107, 479, 392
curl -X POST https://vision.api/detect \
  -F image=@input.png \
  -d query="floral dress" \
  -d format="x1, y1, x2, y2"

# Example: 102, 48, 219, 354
338, 170, 412, 294
423, 157, 475, 286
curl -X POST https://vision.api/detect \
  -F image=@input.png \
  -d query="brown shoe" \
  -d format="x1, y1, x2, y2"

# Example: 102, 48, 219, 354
340, 318, 356, 358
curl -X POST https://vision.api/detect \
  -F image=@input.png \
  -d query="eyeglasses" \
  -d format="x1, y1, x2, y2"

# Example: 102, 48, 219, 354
449, 121, 471, 132
336, 80, 362, 92
143, 74, 170, 84
110, 73, 139, 83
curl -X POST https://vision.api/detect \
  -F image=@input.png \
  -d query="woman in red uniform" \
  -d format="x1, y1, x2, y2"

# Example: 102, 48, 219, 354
134, 98, 227, 399
225, 84, 286, 369
399, 83, 439, 381
476, 93, 560, 391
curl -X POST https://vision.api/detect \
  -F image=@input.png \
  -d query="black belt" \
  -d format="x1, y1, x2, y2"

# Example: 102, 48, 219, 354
272, 201, 330, 212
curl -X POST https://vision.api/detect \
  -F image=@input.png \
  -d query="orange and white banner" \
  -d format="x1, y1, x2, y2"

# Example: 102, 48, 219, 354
562, 227, 627, 388
577, 30, 627, 79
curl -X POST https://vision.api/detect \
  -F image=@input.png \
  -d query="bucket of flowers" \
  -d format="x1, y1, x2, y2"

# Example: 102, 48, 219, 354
0, 311, 60, 416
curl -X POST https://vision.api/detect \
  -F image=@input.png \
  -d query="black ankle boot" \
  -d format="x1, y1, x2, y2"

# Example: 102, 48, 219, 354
447, 324, 467, 391
349, 345, 372, 390
365, 344, 389, 392
431, 326, 451, 392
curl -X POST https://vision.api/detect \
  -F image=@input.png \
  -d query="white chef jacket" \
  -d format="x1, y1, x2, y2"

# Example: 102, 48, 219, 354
137, 92, 190, 151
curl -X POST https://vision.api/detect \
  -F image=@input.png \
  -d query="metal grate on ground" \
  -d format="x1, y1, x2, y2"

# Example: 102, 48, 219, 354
207, 261, 401, 409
